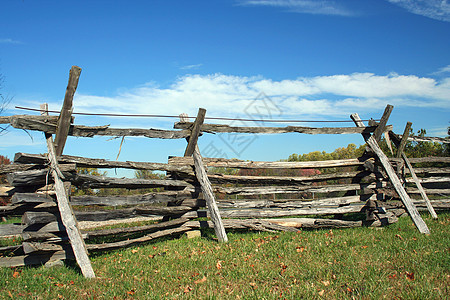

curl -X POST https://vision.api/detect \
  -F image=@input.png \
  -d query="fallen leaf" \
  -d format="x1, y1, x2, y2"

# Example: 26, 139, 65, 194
395, 234, 403, 240
296, 246, 305, 253
194, 276, 207, 284
184, 286, 192, 293
216, 261, 222, 270
7, 291, 13, 298
249, 282, 257, 288
12, 271, 20, 278
361, 245, 368, 249
322, 280, 330, 286
318, 290, 325, 296
131, 249, 138, 253
405, 271, 415, 280
127, 290, 135, 295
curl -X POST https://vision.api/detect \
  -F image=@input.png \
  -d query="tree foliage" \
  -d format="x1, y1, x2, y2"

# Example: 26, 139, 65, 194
0, 155, 11, 184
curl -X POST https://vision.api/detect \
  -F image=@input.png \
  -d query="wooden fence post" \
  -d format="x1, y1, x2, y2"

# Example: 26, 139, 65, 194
41, 103, 95, 278
396, 122, 412, 158
351, 113, 430, 234
389, 124, 438, 219
54, 66, 81, 156
180, 111, 228, 242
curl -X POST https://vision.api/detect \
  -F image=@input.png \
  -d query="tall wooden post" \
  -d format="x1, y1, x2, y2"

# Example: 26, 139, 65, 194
42, 103, 95, 278
54, 66, 81, 156
351, 112, 430, 234
389, 124, 437, 219
181, 111, 228, 242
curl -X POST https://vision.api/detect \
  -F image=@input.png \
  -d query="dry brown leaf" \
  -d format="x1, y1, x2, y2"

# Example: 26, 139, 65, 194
216, 260, 223, 270
318, 290, 325, 296
322, 280, 330, 286
12, 271, 20, 278
194, 276, 207, 284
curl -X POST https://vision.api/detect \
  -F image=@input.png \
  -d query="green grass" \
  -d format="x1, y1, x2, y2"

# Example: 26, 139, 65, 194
0, 213, 449, 299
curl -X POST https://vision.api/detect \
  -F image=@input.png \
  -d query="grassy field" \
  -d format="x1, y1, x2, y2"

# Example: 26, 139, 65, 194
0, 213, 449, 299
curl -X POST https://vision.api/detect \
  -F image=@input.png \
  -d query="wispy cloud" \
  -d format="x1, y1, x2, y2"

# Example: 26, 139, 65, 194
0, 38, 23, 44
237, 0, 356, 16
387, 0, 450, 22
180, 63, 203, 70
18, 72, 448, 125
431, 64, 450, 75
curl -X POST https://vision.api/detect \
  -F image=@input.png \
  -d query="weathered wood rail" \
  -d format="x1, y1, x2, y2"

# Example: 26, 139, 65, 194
0, 65, 448, 276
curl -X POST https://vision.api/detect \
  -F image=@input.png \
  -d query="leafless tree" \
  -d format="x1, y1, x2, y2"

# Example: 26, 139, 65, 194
0, 71, 11, 135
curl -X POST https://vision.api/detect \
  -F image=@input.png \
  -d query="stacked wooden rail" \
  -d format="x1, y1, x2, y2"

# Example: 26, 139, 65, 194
0, 66, 449, 277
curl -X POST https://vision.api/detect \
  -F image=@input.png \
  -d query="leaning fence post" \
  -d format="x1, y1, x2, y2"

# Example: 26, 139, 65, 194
351, 111, 430, 234
180, 110, 228, 242
41, 103, 95, 278
389, 124, 438, 219
54, 66, 81, 156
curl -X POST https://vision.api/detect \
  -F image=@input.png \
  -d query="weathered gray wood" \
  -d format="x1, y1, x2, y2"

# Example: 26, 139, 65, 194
21, 218, 189, 242
44, 117, 95, 278
351, 113, 430, 234
11, 193, 55, 204
184, 219, 297, 232
204, 171, 371, 185
84, 218, 188, 238
402, 153, 438, 219
184, 108, 206, 156
217, 195, 373, 209
174, 122, 391, 135
396, 122, 412, 158
180, 112, 228, 243
8, 115, 191, 139
6, 166, 76, 187
23, 242, 71, 254
407, 167, 450, 175
21, 204, 195, 224
265, 218, 364, 229
14, 152, 193, 173
0, 250, 74, 268
169, 156, 365, 169
405, 135, 450, 144
1, 114, 60, 125
183, 204, 365, 219
193, 147, 228, 242
404, 176, 449, 184
388, 126, 438, 218
406, 188, 450, 194
0, 223, 25, 237
86, 226, 191, 252
372, 105, 393, 142
0, 163, 43, 174
73, 174, 189, 190
384, 131, 394, 155
215, 182, 380, 196
54, 66, 81, 156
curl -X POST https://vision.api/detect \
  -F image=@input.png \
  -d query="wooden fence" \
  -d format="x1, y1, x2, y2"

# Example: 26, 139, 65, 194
0, 66, 449, 277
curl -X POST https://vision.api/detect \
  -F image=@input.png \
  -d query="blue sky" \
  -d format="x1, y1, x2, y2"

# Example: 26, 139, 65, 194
0, 0, 449, 173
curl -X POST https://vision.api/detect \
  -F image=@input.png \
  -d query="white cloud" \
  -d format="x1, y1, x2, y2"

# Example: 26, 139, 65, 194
0, 38, 23, 44
432, 64, 450, 75
387, 0, 450, 22
237, 0, 356, 16
20, 72, 447, 123
180, 64, 203, 70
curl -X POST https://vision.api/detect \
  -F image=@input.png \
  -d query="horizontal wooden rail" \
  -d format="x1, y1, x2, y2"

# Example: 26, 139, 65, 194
7, 115, 190, 139
169, 156, 366, 169
174, 122, 392, 135
14, 152, 193, 173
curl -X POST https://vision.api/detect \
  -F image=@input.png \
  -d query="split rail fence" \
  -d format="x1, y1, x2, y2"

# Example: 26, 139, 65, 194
0, 66, 449, 278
